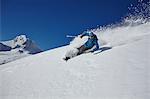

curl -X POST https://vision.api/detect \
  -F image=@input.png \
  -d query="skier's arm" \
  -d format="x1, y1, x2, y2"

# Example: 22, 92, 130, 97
92, 41, 99, 52
80, 32, 89, 38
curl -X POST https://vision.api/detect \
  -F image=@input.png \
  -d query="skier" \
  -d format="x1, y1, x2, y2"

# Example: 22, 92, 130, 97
63, 31, 99, 61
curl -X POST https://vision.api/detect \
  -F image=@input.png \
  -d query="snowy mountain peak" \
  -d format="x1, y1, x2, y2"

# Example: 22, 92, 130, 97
13, 35, 27, 48
0, 35, 42, 65
1, 34, 42, 53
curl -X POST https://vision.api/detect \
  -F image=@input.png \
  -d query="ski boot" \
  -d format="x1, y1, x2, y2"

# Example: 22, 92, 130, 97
63, 57, 70, 61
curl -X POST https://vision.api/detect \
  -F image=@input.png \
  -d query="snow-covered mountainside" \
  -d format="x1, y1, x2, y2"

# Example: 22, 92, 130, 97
0, 35, 42, 65
0, 20, 149, 99
1, 1, 150, 98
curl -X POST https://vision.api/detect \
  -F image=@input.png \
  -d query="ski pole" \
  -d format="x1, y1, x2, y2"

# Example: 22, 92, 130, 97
66, 35, 77, 38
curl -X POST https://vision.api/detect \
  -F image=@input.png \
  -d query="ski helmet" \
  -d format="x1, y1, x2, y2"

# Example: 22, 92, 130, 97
87, 31, 94, 36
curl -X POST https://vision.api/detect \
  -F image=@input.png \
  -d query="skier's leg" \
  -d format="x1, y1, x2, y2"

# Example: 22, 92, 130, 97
63, 48, 79, 61
77, 45, 88, 55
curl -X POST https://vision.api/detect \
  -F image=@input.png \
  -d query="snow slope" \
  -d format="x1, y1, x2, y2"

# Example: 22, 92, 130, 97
0, 21, 150, 99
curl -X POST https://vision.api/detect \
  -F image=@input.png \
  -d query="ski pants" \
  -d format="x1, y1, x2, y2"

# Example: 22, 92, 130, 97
77, 45, 90, 55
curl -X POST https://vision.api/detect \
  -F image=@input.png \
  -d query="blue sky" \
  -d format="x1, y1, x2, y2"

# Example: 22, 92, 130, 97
1, 0, 139, 50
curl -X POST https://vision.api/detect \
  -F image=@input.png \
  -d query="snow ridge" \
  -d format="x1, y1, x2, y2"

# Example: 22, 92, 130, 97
0, 35, 42, 65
